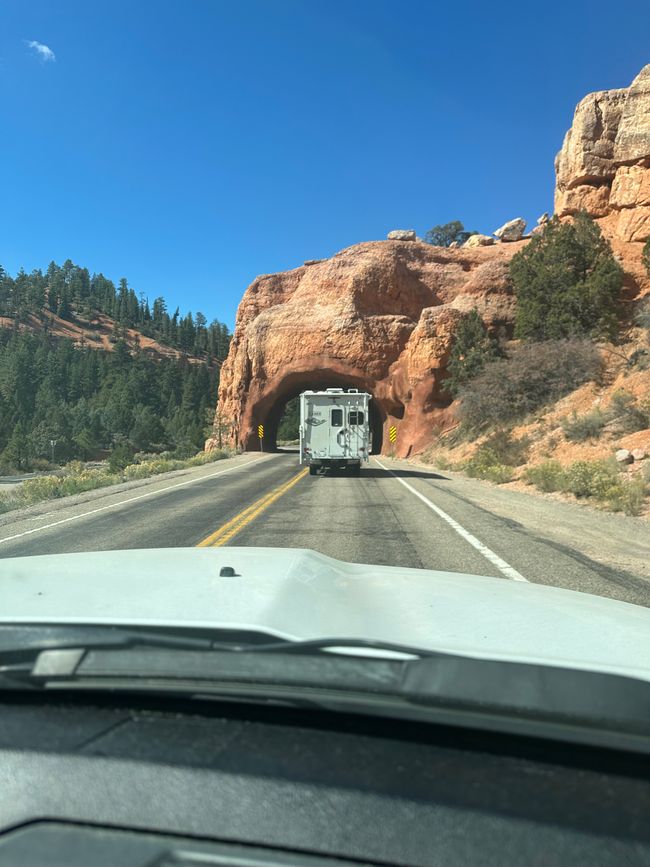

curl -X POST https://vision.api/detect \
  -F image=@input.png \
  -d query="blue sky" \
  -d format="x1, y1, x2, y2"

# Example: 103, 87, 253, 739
1, 1, 649, 328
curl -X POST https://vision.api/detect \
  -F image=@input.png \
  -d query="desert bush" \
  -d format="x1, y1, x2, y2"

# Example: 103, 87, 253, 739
481, 430, 530, 466
463, 454, 514, 483
604, 478, 647, 517
0, 449, 232, 515
59, 470, 117, 496
643, 238, 650, 275
19, 475, 64, 504
561, 460, 619, 499
524, 461, 566, 492
458, 339, 602, 431
463, 440, 516, 483
561, 410, 606, 442
606, 390, 650, 433
635, 297, 650, 331
30, 458, 54, 472
187, 449, 229, 466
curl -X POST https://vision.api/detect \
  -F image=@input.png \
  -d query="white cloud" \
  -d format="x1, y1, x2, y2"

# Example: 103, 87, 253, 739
26, 40, 56, 62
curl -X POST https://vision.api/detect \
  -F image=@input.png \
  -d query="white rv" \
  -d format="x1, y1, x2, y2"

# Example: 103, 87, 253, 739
299, 388, 371, 475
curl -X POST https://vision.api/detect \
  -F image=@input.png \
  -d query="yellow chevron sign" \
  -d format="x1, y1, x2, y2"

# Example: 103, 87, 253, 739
389, 425, 397, 443
258, 424, 264, 438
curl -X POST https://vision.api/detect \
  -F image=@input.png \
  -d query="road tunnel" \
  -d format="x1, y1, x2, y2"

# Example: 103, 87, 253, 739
247, 371, 387, 454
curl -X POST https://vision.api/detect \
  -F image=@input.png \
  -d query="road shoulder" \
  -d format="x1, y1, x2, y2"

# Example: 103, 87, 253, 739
379, 455, 650, 582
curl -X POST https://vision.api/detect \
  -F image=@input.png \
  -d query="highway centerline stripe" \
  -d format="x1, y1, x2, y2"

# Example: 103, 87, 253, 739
0, 455, 273, 547
373, 459, 528, 582
197, 467, 309, 547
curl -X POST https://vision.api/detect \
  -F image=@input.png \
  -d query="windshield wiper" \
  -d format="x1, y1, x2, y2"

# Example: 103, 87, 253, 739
2, 623, 650, 755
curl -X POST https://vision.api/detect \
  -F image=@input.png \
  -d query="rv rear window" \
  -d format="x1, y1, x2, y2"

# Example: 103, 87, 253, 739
331, 408, 343, 427
349, 411, 364, 425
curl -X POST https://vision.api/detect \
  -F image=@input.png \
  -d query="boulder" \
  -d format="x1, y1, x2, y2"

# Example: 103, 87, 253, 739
387, 229, 417, 241
615, 448, 634, 464
631, 447, 647, 462
537, 212, 550, 225
303, 259, 323, 266
463, 234, 495, 248
209, 241, 520, 458
493, 218, 527, 241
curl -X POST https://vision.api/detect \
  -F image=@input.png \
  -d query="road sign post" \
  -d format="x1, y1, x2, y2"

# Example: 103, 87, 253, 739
389, 425, 397, 445
258, 424, 264, 453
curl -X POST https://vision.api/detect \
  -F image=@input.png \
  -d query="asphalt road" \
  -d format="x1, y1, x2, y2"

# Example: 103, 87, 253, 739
1, 450, 649, 607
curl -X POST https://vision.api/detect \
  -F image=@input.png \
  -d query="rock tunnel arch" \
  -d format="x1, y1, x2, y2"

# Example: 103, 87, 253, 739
242, 366, 390, 454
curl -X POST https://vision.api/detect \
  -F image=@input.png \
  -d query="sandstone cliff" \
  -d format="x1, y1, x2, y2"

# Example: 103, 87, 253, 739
555, 65, 650, 245
210, 241, 523, 457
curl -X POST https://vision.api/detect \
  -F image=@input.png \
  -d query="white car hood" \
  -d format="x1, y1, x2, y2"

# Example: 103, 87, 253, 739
1, 547, 649, 682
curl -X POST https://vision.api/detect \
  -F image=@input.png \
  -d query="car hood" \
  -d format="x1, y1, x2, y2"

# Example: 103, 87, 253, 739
1, 547, 649, 682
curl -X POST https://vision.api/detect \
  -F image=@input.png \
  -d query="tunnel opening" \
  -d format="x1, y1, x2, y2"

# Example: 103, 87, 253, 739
256, 372, 385, 454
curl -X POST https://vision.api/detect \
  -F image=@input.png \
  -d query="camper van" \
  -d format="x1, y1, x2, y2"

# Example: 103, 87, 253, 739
299, 388, 371, 475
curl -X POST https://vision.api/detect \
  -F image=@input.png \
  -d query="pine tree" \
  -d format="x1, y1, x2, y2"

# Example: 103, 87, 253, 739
510, 213, 622, 340
446, 310, 501, 396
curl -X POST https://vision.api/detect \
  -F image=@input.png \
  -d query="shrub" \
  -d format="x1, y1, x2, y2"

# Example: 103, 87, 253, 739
606, 390, 650, 433
510, 213, 622, 340
446, 310, 501, 397
561, 410, 606, 442
108, 441, 136, 473
20, 475, 63, 504
561, 460, 619, 499
643, 238, 650, 275
604, 478, 647, 517
463, 440, 516, 483
635, 297, 650, 331
481, 430, 530, 466
458, 339, 601, 430
524, 461, 566, 492
463, 455, 514, 483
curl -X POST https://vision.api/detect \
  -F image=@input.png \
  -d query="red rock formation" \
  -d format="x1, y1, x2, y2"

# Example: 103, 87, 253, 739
209, 66, 650, 459
555, 64, 650, 301
209, 241, 523, 457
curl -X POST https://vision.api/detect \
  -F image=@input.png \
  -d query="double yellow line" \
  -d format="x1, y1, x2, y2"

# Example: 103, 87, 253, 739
197, 467, 309, 548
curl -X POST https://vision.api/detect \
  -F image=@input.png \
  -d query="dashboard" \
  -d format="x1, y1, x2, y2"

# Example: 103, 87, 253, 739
0, 692, 648, 866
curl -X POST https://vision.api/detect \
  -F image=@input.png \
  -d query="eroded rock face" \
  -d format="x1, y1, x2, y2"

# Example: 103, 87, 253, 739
555, 65, 650, 243
209, 241, 522, 457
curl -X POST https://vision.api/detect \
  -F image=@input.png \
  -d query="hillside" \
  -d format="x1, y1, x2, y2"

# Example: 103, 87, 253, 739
0, 259, 231, 471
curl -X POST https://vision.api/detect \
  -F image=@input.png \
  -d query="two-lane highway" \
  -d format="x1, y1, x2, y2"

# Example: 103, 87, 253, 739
1, 450, 649, 607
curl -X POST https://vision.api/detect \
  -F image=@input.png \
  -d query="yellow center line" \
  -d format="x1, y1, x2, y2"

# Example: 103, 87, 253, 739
196, 467, 309, 548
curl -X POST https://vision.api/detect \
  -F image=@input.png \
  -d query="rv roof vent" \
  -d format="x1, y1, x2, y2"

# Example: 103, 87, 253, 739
326, 388, 344, 393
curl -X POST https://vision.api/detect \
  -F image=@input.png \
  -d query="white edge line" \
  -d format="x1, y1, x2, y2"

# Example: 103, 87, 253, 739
0, 455, 272, 547
374, 459, 528, 582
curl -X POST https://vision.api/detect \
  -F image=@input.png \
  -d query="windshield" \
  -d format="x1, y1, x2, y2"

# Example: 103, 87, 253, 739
1, 2, 650, 718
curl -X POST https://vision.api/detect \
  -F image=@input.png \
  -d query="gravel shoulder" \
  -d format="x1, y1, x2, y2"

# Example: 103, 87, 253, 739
0, 453, 270, 537
386, 455, 650, 582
